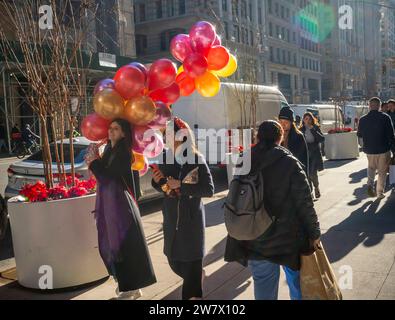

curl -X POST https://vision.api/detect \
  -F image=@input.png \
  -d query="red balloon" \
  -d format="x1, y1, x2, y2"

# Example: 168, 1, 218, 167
189, 21, 216, 56
114, 65, 145, 100
213, 35, 222, 46
129, 62, 148, 81
149, 83, 181, 104
207, 46, 230, 71
148, 59, 177, 91
170, 34, 193, 63
81, 113, 110, 141
176, 72, 196, 97
184, 53, 208, 78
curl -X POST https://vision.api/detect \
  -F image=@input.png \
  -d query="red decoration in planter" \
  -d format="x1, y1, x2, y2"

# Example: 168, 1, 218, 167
328, 127, 353, 134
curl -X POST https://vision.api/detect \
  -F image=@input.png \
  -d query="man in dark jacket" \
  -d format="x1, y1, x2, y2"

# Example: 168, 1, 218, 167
357, 97, 395, 199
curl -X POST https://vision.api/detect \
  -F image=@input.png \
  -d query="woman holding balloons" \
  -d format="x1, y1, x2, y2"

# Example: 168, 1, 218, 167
85, 119, 156, 300
151, 117, 214, 300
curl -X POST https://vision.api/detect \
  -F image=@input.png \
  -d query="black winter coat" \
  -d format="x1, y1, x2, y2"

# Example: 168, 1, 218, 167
301, 125, 325, 174
283, 127, 309, 174
152, 151, 214, 262
224, 145, 321, 271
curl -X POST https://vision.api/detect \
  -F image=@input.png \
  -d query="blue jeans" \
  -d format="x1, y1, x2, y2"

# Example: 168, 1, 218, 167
248, 260, 302, 300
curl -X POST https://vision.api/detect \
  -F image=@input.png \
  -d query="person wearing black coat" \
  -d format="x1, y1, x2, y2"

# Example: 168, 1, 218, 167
87, 119, 156, 299
225, 120, 321, 300
152, 117, 214, 300
278, 106, 309, 173
300, 112, 325, 199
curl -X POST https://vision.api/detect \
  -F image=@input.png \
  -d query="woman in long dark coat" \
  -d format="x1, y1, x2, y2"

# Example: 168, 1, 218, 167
300, 112, 325, 199
87, 119, 156, 299
151, 117, 214, 300
225, 120, 321, 300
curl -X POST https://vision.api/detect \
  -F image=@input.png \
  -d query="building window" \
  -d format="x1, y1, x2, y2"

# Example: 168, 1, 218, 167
156, 0, 163, 19
160, 29, 183, 51
167, 0, 175, 17
179, 0, 186, 15
268, 0, 272, 14
136, 35, 148, 55
269, 22, 273, 37
295, 75, 298, 90
270, 47, 274, 61
224, 21, 229, 40
258, 7, 262, 24
139, 4, 146, 22
222, 0, 227, 12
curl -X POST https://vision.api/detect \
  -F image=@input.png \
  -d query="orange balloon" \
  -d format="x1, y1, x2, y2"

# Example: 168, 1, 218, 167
195, 72, 221, 97
123, 96, 156, 126
93, 88, 124, 120
213, 54, 238, 78
207, 46, 230, 71
132, 152, 146, 171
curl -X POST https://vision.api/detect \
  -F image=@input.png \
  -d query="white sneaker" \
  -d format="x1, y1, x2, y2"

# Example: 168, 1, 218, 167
115, 287, 142, 300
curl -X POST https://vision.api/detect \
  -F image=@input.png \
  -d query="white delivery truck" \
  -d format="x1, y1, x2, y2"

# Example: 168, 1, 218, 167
344, 104, 369, 130
290, 104, 345, 134
172, 83, 288, 166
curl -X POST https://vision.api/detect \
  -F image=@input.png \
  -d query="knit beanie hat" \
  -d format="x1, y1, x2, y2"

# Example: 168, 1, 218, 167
278, 106, 295, 122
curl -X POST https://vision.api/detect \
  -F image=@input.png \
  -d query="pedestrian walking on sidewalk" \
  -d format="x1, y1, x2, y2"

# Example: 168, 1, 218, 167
86, 118, 156, 300
300, 112, 325, 199
387, 99, 395, 128
278, 106, 309, 174
357, 97, 395, 199
225, 120, 321, 300
152, 117, 214, 300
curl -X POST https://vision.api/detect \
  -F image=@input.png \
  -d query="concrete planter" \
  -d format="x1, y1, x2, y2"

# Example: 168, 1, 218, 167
7, 194, 108, 290
324, 131, 360, 160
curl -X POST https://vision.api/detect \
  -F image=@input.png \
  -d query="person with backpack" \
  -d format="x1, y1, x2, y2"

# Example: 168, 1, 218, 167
224, 120, 321, 300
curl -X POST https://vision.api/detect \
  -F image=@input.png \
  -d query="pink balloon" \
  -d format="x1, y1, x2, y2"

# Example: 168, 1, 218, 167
213, 35, 222, 46
139, 160, 149, 177
147, 102, 172, 130
183, 53, 208, 78
132, 126, 164, 158
189, 21, 216, 56
148, 59, 177, 91
94, 79, 115, 95
170, 34, 194, 63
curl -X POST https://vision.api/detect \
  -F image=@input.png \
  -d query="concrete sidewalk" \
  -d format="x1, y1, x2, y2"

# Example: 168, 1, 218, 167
0, 155, 395, 300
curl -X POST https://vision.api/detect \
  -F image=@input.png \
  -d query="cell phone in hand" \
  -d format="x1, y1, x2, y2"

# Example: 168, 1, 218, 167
149, 164, 159, 171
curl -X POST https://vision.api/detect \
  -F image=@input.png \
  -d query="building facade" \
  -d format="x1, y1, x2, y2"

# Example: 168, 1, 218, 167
134, 0, 269, 85
380, 0, 395, 100
321, 0, 382, 100
266, 0, 323, 104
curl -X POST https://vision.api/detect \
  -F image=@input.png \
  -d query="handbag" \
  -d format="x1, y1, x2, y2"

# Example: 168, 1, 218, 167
389, 157, 395, 185
300, 242, 343, 300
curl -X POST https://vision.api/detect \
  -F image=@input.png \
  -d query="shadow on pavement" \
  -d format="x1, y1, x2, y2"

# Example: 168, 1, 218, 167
349, 169, 367, 184
322, 190, 395, 264
0, 276, 109, 300
324, 159, 358, 170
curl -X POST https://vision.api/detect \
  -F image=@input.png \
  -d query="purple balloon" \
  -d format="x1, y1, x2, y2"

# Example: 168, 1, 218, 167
94, 79, 115, 95
170, 34, 194, 63
189, 21, 216, 55
147, 102, 172, 130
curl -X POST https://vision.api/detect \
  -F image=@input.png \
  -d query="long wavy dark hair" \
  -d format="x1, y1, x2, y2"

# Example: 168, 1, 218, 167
300, 112, 319, 130
101, 118, 133, 166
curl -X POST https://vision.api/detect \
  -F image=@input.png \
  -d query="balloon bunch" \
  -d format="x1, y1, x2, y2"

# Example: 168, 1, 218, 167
81, 61, 175, 176
171, 21, 238, 98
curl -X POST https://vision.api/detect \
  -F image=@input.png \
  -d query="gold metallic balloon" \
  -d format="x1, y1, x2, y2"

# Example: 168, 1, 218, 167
93, 88, 125, 120
123, 96, 156, 126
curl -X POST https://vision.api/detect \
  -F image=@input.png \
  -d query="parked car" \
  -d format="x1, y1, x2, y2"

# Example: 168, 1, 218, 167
172, 83, 287, 165
5, 137, 162, 202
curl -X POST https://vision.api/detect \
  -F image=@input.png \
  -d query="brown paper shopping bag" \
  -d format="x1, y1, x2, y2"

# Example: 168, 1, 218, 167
300, 243, 343, 300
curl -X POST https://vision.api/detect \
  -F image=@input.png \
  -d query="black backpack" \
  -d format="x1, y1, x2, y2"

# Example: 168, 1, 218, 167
224, 167, 275, 241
